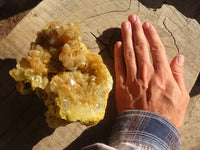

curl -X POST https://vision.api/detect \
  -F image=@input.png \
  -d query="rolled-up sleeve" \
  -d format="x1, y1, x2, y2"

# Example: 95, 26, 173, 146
82, 110, 182, 150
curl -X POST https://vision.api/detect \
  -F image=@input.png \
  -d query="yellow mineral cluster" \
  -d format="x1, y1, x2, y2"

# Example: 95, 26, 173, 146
9, 22, 113, 128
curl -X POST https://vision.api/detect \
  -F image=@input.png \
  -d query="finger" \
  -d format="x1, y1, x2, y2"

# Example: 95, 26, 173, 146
128, 14, 151, 69
114, 41, 126, 85
170, 55, 186, 91
121, 21, 137, 80
143, 22, 170, 71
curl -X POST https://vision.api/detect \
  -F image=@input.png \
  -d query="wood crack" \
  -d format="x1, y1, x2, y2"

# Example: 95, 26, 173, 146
90, 32, 108, 53
90, 28, 117, 59
80, 0, 132, 23
163, 18, 180, 54
137, 1, 140, 15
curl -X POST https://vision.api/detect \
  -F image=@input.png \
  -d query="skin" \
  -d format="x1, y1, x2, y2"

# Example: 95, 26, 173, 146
114, 14, 190, 129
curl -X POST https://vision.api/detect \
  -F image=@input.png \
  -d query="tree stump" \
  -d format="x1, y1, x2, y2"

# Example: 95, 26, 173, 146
0, 0, 200, 149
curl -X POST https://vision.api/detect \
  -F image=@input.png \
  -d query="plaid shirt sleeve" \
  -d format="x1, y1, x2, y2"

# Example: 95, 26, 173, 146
82, 110, 182, 150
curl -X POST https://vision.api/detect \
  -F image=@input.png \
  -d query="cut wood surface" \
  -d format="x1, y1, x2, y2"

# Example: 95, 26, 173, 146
0, 0, 200, 149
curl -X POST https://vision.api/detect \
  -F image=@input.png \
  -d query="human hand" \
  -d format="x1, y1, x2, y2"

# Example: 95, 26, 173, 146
114, 14, 190, 129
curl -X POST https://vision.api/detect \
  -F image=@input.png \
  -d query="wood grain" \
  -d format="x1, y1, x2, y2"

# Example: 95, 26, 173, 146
0, 0, 200, 149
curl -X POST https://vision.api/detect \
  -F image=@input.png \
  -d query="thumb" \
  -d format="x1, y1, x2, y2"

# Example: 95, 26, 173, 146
170, 55, 186, 91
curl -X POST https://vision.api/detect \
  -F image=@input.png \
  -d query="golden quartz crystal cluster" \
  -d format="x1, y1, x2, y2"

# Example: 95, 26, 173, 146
9, 22, 113, 128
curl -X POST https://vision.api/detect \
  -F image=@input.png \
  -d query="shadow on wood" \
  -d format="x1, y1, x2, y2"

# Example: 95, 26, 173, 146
94, 27, 122, 84
0, 59, 54, 150
0, 0, 42, 20
97, 27, 122, 59
189, 73, 200, 97
138, 0, 200, 24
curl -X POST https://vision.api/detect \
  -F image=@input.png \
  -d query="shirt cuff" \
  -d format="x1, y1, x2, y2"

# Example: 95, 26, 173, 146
109, 110, 182, 150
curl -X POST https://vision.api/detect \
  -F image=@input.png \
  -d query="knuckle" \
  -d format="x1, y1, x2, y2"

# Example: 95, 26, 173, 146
172, 69, 183, 78
150, 44, 164, 52
170, 62, 184, 71
135, 41, 147, 50
125, 48, 134, 59
138, 64, 153, 86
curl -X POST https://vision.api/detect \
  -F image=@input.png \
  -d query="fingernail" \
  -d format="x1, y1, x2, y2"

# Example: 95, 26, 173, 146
116, 41, 123, 49
133, 15, 137, 22
146, 23, 151, 29
123, 22, 130, 29
177, 55, 184, 66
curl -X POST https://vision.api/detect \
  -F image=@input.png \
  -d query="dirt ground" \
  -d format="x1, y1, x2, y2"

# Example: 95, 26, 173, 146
0, 0, 199, 150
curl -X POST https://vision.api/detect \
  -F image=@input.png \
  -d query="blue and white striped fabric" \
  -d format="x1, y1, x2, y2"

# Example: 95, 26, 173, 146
82, 110, 181, 150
